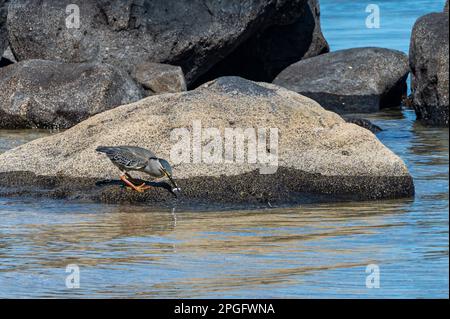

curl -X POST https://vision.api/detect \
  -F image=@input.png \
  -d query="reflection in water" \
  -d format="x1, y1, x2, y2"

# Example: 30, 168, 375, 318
0, 177, 447, 298
0, 129, 54, 154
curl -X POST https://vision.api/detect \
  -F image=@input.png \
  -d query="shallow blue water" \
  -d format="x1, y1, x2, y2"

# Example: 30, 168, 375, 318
0, 1, 448, 298
321, 0, 446, 53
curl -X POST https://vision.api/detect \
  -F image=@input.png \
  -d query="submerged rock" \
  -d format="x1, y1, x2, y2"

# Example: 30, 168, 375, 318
273, 47, 409, 113
0, 77, 414, 205
344, 118, 382, 134
0, 59, 144, 129
131, 62, 187, 95
409, 11, 449, 126
7, 0, 328, 86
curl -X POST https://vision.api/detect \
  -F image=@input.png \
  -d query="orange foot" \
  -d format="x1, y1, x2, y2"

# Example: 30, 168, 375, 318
120, 175, 152, 193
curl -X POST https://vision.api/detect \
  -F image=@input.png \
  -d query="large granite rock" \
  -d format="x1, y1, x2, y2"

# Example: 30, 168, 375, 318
7, 0, 328, 86
0, 59, 144, 129
273, 47, 409, 113
409, 11, 449, 126
0, 77, 414, 205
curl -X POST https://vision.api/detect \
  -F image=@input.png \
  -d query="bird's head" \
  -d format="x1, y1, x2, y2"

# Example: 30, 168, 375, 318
157, 158, 173, 177
157, 158, 180, 191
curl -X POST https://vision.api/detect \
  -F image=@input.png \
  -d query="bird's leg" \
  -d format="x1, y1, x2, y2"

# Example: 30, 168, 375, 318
124, 172, 142, 185
125, 172, 152, 190
120, 174, 151, 192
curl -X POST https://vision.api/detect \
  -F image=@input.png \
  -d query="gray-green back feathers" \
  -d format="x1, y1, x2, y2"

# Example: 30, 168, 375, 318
96, 145, 164, 178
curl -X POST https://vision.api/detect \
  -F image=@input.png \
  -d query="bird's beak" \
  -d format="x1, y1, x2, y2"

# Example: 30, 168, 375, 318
164, 170, 179, 191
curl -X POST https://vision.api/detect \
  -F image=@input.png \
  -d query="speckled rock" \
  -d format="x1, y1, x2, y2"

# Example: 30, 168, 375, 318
0, 77, 414, 205
0, 59, 144, 129
2, 46, 16, 63
131, 62, 187, 95
409, 11, 449, 126
7, 0, 328, 86
0, 0, 8, 57
1, 47, 17, 69
273, 47, 409, 113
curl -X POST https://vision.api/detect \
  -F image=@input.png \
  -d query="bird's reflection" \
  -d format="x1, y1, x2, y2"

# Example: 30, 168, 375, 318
95, 179, 178, 197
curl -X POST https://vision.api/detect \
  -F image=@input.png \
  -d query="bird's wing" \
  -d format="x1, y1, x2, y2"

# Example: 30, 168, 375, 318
96, 146, 149, 170
125, 146, 157, 160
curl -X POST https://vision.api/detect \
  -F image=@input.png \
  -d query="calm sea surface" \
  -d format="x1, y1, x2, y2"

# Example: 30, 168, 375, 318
0, 0, 448, 298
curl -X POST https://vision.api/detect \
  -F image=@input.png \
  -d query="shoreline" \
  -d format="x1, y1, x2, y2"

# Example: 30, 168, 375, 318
0, 169, 415, 209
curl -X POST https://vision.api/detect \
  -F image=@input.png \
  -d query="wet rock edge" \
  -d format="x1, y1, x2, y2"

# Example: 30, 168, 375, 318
0, 168, 415, 208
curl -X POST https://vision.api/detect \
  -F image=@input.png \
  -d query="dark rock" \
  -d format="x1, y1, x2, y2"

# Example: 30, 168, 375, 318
409, 12, 449, 126
193, 0, 329, 85
131, 62, 187, 95
273, 47, 409, 113
0, 0, 8, 57
445, 0, 448, 13
204, 76, 277, 97
0, 56, 13, 67
345, 117, 383, 133
0, 59, 144, 129
7, 0, 328, 86
2, 46, 16, 63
